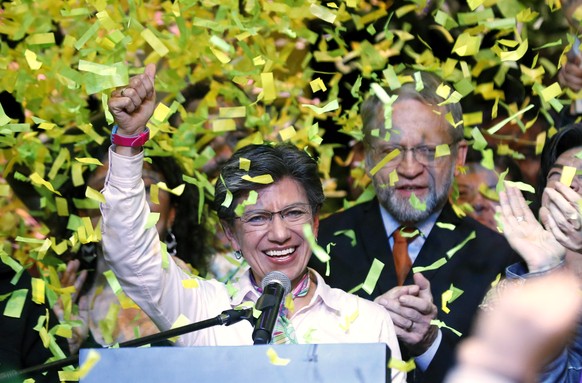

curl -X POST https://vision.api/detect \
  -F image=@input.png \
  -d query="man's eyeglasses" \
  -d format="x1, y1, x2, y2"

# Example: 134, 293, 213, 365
236, 203, 312, 230
373, 142, 458, 166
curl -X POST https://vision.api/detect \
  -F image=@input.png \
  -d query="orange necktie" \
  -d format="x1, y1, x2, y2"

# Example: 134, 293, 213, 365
392, 227, 419, 286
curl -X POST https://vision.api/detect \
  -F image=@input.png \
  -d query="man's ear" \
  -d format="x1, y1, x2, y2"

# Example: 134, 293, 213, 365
220, 219, 241, 250
454, 140, 468, 177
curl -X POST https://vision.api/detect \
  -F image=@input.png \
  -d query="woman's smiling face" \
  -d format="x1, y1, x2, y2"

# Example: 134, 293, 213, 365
222, 177, 319, 288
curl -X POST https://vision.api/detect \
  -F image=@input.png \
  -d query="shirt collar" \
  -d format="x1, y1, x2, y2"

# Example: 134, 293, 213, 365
379, 201, 442, 239
229, 268, 342, 314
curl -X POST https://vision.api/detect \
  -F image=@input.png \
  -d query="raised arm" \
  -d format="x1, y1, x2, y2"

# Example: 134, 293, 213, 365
100, 65, 204, 343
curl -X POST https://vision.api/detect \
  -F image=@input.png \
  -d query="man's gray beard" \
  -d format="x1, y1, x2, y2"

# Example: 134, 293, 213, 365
374, 175, 453, 224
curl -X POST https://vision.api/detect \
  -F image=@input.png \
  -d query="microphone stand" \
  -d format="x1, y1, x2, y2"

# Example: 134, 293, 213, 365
0, 308, 254, 382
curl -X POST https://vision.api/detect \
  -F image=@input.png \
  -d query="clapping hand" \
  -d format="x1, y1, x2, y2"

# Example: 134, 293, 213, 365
497, 184, 565, 273
374, 273, 438, 356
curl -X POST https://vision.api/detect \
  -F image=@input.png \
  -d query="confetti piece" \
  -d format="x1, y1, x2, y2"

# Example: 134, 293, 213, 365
339, 305, 359, 332
431, 319, 462, 337
31, 277, 45, 305
266, 347, 291, 366
446, 231, 476, 259
24, 49, 42, 70
560, 166, 577, 187
333, 229, 357, 247
369, 149, 401, 176
436, 222, 456, 230
261, 72, 277, 101
86, 186, 106, 204
78, 349, 101, 378
141, 28, 169, 57
435, 144, 451, 158
239, 158, 251, 171
29, 173, 61, 196
388, 358, 416, 373
442, 289, 453, 313
241, 174, 274, 184
181, 279, 199, 288
310, 78, 327, 92
504, 180, 535, 194
103, 270, 122, 295
144, 212, 160, 229
310, 3, 336, 24
409, 193, 426, 211
219, 106, 246, 118
303, 223, 330, 263
362, 259, 384, 295
279, 126, 296, 141
301, 99, 339, 114
413, 257, 447, 273
4, 289, 27, 318
486, 105, 534, 134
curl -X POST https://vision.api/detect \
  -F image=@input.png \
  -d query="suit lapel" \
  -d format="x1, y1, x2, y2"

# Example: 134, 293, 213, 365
357, 200, 400, 294
409, 203, 465, 284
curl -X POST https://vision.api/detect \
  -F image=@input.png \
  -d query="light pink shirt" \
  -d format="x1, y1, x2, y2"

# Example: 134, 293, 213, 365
101, 148, 405, 382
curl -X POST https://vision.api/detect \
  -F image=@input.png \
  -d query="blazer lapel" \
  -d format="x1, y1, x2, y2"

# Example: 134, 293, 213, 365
409, 203, 465, 284
357, 199, 400, 294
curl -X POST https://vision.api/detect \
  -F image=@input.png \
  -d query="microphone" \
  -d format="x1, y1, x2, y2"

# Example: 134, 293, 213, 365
252, 271, 291, 345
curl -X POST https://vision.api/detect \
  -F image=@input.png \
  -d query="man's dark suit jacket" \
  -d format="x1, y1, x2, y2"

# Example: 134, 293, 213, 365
309, 199, 516, 383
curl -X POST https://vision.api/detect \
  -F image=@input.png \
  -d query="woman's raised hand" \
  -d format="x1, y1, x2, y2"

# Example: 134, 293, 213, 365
108, 63, 157, 136
497, 184, 565, 273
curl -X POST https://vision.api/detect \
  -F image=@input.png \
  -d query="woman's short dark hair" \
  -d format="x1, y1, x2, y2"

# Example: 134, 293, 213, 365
213, 143, 325, 221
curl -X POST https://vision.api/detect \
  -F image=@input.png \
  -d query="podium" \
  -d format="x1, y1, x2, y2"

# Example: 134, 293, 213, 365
79, 343, 391, 382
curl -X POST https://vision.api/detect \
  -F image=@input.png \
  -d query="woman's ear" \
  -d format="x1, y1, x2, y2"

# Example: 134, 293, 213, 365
221, 220, 241, 250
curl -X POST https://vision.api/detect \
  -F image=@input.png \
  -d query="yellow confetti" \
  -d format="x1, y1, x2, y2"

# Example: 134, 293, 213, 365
266, 347, 291, 366
303, 223, 330, 263
369, 149, 401, 176
561, 166, 577, 187
239, 158, 251, 171
56, 197, 69, 217
219, 106, 246, 118
86, 186, 106, 204
75, 157, 103, 165
144, 212, 160, 229
310, 78, 327, 92
241, 174, 274, 184
389, 169, 399, 186
29, 173, 61, 195
435, 144, 451, 158
279, 126, 296, 141
181, 279, 199, 288
339, 305, 359, 332
362, 258, 384, 295
24, 49, 42, 70
31, 278, 45, 305
452, 33, 482, 57
310, 3, 336, 24
261, 72, 277, 101
153, 103, 171, 123
210, 46, 231, 64
301, 100, 340, 114
141, 28, 169, 57
541, 82, 562, 103
388, 358, 416, 373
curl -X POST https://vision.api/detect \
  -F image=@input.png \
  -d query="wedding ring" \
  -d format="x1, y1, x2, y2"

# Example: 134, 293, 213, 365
407, 322, 414, 331
121, 88, 127, 96
516, 216, 525, 223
